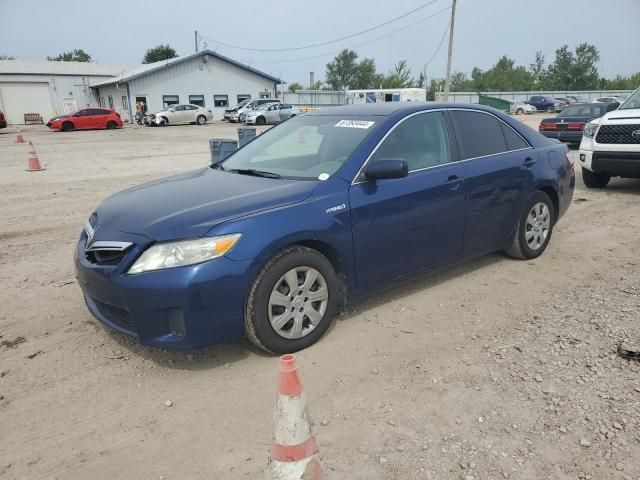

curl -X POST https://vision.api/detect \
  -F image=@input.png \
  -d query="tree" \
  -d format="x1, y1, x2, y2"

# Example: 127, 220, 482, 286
47, 49, 91, 62
0, 55, 15, 60
143, 45, 178, 64
415, 71, 427, 89
545, 45, 574, 90
571, 43, 600, 89
381, 60, 414, 88
353, 58, 378, 89
288, 82, 304, 92
529, 50, 546, 89
325, 49, 359, 90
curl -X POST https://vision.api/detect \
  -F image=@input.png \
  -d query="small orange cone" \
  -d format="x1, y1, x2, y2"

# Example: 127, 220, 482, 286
268, 354, 325, 480
16, 128, 24, 143
26, 141, 45, 172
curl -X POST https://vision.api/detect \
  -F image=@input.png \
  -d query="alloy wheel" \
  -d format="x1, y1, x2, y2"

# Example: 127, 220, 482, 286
268, 266, 328, 339
525, 202, 551, 251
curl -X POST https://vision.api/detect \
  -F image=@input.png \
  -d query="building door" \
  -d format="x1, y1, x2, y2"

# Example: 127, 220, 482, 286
63, 98, 78, 114
135, 96, 149, 113
0, 82, 53, 124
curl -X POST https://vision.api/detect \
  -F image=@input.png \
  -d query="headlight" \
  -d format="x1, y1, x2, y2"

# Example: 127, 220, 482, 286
127, 234, 241, 274
583, 122, 599, 138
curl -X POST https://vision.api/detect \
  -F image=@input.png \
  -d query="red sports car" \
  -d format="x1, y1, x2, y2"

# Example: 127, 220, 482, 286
48, 108, 123, 131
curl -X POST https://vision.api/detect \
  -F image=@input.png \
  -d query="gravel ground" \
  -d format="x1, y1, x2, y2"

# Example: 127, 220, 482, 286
0, 115, 638, 480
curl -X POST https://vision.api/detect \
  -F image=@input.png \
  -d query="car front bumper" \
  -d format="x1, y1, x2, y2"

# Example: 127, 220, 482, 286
579, 137, 640, 177
243, 117, 257, 125
74, 229, 253, 349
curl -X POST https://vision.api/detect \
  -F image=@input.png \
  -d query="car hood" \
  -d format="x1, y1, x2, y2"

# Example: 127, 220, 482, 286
95, 167, 317, 241
603, 108, 640, 121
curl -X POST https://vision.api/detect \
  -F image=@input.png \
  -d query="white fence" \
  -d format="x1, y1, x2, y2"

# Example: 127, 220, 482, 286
281, 90, 345, 107
435, 90, 634, 103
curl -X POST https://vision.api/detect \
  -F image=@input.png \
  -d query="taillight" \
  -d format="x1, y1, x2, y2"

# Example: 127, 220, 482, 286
567, 122, 584, 130
565, 152, 574, 167
539, 123, 556, 131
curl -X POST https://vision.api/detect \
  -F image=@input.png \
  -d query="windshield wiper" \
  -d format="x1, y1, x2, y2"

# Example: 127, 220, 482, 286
227, 168, 282, 179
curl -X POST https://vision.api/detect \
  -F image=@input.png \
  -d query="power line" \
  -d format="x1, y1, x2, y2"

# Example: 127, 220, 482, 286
198, 0, 444, 53
244, 5, 452, 65
424, 17, 451, 70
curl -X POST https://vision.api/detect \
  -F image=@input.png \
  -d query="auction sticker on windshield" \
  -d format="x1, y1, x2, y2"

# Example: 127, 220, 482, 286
335, 120, 375, 129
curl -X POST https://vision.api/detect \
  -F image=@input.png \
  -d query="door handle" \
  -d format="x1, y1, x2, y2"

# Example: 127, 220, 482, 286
445, 175, 464, 190
523, 157, 536, 168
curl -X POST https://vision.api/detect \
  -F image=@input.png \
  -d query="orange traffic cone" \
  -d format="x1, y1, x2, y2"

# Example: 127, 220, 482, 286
26, 141, 45, 172
16, 128, 24, 143
268, 354, 325, 480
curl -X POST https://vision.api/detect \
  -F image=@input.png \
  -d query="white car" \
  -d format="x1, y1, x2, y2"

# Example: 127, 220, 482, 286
226, 98, 281, 123
578, 86, 640, 188
241, 102, 300, 125
509, 101, 536, 115
152, 104, 213, 126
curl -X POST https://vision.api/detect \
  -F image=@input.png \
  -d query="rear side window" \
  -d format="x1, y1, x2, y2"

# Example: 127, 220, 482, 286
450, 110, 507, 159
501, 124, 529, 150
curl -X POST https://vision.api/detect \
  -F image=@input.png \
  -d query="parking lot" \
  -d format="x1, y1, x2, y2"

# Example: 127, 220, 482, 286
1, 116, 639, 479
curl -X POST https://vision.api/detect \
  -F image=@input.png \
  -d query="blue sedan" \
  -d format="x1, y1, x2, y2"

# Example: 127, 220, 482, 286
75, 103, 575, 353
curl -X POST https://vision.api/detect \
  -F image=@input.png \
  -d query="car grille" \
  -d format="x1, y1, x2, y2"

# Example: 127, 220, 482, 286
92, 298, 136, 332
85, 249, 128, 265
596, 124, 640, 144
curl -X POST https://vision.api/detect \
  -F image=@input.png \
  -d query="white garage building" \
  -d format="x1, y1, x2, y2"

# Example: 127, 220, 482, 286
0, 50, 283, 124
92, 50, 283, 121
0, 60, 127, 124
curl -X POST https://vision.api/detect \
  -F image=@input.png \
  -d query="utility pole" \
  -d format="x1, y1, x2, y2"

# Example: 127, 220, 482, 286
195, 30, 199, 53
443, 0, 457, 102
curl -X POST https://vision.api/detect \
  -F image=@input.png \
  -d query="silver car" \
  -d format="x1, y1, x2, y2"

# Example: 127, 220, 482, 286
509, 100, 536, 115
152, 104, 213, 126
242, 102, 299, 125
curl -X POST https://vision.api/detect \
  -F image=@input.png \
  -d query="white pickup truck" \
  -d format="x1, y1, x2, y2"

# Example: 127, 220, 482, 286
578, 86, 640, 188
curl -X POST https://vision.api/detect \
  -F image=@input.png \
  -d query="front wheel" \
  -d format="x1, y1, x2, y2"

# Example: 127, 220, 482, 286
516, 108, 524, 115
505, 191, 555, 260
245, 246, 339, 354
196, 115, 206, 125
582, 167, 610, 188
61, 121, 74, 132
256, 116, 266, 125
546, 106, 554, 112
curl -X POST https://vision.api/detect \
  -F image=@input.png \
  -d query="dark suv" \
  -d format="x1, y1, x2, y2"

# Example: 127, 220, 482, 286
527, 96, 566, 112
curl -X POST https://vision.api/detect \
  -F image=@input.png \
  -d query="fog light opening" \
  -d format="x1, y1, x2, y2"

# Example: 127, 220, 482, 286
168, 310, 186, 337
580, 154, 586, 163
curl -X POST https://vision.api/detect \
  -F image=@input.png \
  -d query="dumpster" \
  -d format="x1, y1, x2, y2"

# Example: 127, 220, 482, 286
478, 93, 511, 112
237, 127, 257, 148
209, 138, 238, 165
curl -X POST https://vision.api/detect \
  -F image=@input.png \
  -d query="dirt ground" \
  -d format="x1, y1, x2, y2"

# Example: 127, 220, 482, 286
0, 115, 639, 480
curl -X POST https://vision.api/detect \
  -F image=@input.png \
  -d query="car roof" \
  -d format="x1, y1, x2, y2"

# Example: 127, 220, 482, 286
305, 102, 506, 117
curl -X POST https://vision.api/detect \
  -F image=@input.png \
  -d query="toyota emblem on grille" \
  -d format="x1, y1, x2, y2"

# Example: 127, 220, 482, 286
632, 129, 640, 139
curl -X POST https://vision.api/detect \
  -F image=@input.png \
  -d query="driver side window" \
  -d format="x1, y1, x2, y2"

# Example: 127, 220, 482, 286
370, 112, 452, 172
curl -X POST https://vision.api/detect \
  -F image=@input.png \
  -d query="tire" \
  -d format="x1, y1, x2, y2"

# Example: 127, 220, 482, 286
256, 116, 266, 125
245, 246, 339, 354
106, 121, 117, 129
196, 115, 206, 125
516, 108, 524, 115
582, 167, 610, 188
505, 191, 555, 260
158, 117, 168, 127
62, 121, 74, 132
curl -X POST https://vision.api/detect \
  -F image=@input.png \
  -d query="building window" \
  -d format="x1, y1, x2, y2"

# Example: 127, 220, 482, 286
100, 97, 106, 108
108, 95, 114, 108
259, 89, 271, 99
214, 94, 229, 107
237, 94, 251, 105
189, 95, 205, 107
162, 95, 179, 108
122, 96, 129, 110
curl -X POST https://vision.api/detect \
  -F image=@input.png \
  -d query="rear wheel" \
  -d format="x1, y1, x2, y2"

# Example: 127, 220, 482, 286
196, 115, 206, 125
245, 246, 339, 354
582, 167, 610, 188
506, 191, 555, 260
62, 121, 74, 132
106, 121, 117, 129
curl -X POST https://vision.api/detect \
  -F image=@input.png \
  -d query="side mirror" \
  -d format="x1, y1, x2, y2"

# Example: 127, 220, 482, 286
606, 102, 618, 112
365, 159, 409, 181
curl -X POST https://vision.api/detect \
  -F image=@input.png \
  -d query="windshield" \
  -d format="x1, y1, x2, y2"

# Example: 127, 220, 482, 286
620, 88, 640, 110
220, 115, 379, 180
559, 105, 603, 117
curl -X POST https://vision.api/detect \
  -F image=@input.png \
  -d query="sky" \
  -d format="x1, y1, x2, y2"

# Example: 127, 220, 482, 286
1, 0, 639, 85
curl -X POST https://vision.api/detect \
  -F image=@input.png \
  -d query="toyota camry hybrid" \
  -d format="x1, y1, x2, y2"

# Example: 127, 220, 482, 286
75, 103, 574, 353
